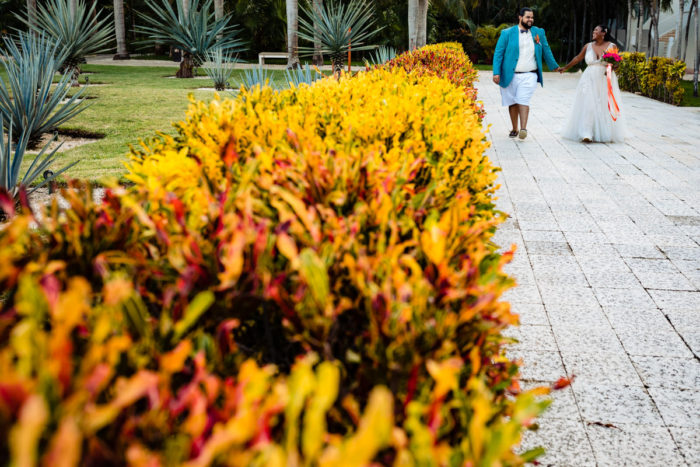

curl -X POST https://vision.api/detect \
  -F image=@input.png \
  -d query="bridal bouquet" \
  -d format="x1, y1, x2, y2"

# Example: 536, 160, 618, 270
602, 46, 622, 69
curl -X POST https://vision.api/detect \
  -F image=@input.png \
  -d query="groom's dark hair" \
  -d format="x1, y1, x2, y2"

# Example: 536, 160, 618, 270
519, 7, 534, 16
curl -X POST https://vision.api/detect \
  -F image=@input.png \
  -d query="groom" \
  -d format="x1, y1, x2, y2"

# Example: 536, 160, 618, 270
492, 7, 560, 139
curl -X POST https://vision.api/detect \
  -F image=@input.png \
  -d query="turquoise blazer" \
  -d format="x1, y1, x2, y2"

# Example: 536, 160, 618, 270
492, 25, 559, 88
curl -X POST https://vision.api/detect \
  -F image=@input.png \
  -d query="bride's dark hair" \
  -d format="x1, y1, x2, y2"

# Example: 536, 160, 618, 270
595, 24, 614, 43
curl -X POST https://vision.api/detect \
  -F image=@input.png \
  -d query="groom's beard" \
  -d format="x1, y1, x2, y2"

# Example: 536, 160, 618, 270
520, 20, 533, 29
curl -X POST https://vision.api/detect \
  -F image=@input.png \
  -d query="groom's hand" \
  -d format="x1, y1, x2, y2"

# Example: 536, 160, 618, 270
493, 75, 500, 84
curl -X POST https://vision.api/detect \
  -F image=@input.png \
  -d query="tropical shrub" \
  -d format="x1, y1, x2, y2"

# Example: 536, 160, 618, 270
138, 0, 246, 78
385, 42, 483, 119
365, 45, 398, 66
202, 47, 238, 91
475, 23, 510, 62
240, 65, 275, 90
0, 44, 552, 465
19, 0, 114, 83
0, 118, 77, 199
284, 63, 325, 87
617, 52, 687, 105
0, 31, 86, 146
298, 0, 382, 73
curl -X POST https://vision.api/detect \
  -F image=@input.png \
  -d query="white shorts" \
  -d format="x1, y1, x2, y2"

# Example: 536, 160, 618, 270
500, 72, 538, 107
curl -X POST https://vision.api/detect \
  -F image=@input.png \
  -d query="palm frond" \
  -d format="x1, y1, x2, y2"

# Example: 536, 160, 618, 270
18, 0, 114, 73
0, 32, 86, 145
137, 0, 247, 63
298, 0, 383, 69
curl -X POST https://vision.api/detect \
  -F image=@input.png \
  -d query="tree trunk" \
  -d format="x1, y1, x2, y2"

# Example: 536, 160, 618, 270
27, 0, 37, 30
694, 0, 699, 96
685, 0, 697, 60
417, 0, 429, 48
408, 0, 417, 50
650, 0, 660, 57
69, 0, 77, 16
286, 0, 300, 69
182, 0, 190, 18
625, 0, 633, 49
176, 52, 194, 78
113, 0, 130, 59
214, 0, 223, 21
636, 2, 644, 52
312, 0, 324, 66
676, 0, 685, 58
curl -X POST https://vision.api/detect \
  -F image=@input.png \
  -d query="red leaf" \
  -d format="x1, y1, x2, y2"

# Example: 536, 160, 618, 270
552, 375, 575, 390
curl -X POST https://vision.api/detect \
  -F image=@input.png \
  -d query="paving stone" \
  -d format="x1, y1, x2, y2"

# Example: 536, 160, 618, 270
659, 245, 700, 261
648, 388, 700, 428
502, 284, 542, 304
511, 303, 549, 326
573, 384, 663, 425
525, 241, 573, 256
631, 356, 700, 389
613, 243, 665, 259
626, 258, 696, 291
521, 230, 567, 242
560, 352, 643, 387
546, 305, 609, 330
586, 423, 687, 467
668, 427, 700, 466
550, 325, 625, 355
593, 287, 656, 309
507, 349, 566, 382
676, 329, 700, 358
539, 285, 600, 309
504, 325, 558, 352
614, 326, 695, 358
648, 290, 700, 311
519, 418, 596, 467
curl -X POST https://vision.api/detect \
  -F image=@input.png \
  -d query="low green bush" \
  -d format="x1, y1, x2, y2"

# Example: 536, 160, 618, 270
618, 52, 687, 105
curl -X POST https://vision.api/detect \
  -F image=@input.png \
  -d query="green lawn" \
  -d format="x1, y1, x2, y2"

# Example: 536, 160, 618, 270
680, 79, 700, 107
21, 65, 289, 183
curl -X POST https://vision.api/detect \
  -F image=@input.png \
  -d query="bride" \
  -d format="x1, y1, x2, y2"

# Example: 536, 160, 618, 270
560, 25, 626, 143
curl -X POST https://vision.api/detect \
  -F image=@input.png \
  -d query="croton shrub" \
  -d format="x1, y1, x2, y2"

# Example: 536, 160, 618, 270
617, 51, 687, 105
0, 44, 553, 466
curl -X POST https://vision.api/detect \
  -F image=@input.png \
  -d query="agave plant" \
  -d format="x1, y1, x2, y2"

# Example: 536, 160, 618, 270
285, 63, 324, 88
298, 0, 382, 73
202, 47, 238, 91
0, 32, 86, 147
240, 66, 274, 90
19, 0, 114, 84
366, 45, 397, 66
1, 117, 78, 199
137, 0, 246, 78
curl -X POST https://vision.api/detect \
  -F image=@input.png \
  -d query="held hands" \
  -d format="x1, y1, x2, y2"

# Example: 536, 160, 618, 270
493, 75, 500, 85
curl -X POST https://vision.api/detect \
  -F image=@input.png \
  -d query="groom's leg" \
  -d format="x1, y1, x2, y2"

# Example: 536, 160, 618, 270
508, 105, 519, 131
518, 105, 530, 130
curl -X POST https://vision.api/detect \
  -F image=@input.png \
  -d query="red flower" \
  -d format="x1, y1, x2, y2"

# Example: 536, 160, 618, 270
535, 35, 540, 44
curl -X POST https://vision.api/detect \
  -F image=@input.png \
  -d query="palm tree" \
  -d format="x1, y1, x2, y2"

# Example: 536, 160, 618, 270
675, 0, 685, 58
408, 0, 429, 49
312, 0, 323, 66
298, 0, 381, 73
26, 0, 36, 30
286, 0, 300, 69
137, 0, 245, 78
214, 0, 223, 20
114, 0, 130, 59
20, 0, 114, 85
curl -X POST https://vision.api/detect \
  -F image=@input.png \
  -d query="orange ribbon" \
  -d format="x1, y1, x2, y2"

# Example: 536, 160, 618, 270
606, 64, 620, 121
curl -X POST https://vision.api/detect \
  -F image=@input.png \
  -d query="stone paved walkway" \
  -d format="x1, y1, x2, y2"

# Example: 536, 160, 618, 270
476, 71, 700, 466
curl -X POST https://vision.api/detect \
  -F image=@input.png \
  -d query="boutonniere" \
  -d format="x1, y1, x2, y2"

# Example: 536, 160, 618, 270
535, 35, 540, 44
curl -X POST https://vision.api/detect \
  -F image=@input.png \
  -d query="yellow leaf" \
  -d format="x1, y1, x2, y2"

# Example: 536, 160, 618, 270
10, 394, 49, 467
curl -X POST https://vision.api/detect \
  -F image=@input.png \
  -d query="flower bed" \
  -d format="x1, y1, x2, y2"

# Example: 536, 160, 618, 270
617, 52, 687, 105
0, 43, 551, 465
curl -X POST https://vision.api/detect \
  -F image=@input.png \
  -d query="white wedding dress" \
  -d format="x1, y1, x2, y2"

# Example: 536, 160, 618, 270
562, 43, 626, 143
